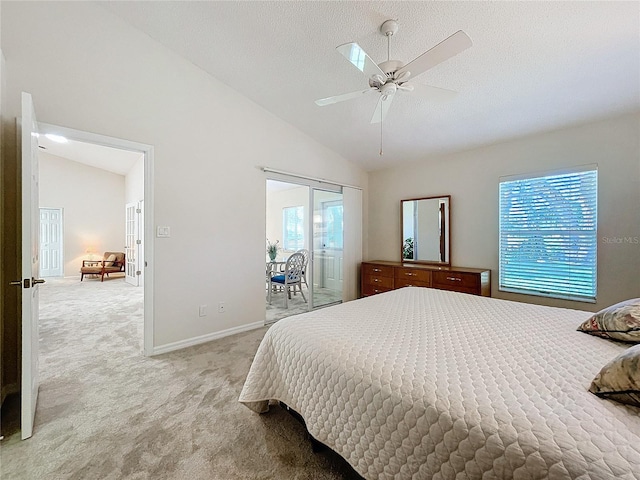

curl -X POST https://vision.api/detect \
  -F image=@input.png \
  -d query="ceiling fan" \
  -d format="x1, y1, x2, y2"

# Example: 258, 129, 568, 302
315, 20, 472, 154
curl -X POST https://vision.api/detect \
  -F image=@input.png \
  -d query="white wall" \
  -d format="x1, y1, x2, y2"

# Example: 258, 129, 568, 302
39, 152, 125, 276
369, 112, 640, 311
1, 2, 367, 350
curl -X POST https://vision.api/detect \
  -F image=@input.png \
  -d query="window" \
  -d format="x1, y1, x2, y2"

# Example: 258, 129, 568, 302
283, 206, 304, 250
499, 167, 597, 302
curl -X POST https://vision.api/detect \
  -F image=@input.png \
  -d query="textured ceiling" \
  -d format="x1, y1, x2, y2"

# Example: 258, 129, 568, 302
100, 1, 640, 171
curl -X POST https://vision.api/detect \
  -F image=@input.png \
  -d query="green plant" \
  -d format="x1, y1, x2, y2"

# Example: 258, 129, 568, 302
402, 237, 414, 260
266, 239, 280, 260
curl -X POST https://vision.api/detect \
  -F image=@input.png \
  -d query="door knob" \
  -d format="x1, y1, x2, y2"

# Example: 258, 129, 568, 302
9, 280, 22, 286
32, 278, 46, 285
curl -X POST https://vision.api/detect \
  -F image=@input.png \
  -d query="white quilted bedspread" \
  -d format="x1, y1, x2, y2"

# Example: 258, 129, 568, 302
239, 288, 640, 479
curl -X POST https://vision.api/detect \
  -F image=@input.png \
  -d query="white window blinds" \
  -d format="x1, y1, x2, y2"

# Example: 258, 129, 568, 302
499, 168, 597, 302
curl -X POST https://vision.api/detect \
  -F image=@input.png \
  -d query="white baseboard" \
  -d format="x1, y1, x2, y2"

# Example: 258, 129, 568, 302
151, 321, 265, 356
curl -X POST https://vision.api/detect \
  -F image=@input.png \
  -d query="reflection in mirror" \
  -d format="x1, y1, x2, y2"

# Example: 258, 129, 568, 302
401, 196, 450, 265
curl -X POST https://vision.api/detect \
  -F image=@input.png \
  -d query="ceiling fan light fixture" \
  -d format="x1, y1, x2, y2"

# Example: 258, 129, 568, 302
371, 74, 387, 85
380, 83, 397, 97
395, 71, 411, 82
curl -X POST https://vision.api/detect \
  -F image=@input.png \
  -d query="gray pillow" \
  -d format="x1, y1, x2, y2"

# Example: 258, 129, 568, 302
590, 344, 640, 408
577, 298, 640, 343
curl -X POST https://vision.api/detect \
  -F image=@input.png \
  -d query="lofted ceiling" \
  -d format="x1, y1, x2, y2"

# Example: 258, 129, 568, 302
38, 135, 143, 176
99, 1, 640, 171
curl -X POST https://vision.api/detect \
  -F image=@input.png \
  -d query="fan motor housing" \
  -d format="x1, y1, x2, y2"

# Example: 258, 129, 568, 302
369, 60, 406, 87
378, 60, 404, 76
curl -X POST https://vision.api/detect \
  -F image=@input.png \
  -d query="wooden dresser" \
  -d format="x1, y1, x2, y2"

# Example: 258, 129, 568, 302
362, 261, 491, 297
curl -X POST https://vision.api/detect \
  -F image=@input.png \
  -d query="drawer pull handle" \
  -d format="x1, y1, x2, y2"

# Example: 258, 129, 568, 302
406, 284, 414, 287
373, 268, 381, 272
373, 278, 380, 282
374, 289, 381, 293
446, 276, 462, 281
405, 272, 416, 276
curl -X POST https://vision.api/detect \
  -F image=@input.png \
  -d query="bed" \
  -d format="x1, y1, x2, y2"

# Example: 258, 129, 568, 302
239, 287, 640, 479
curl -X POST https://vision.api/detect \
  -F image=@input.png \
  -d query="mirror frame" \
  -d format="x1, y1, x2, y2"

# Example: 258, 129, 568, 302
401, 195, 451, 266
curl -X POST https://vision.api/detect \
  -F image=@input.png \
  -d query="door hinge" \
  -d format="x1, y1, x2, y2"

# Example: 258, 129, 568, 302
136, 271, 141, 276
136, 208, 141, 214
136, 239, 142, 245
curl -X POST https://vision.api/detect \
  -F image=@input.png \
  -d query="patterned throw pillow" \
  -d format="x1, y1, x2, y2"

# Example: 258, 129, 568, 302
590, 344, 640, 408
577, 298, 640, 343
104, 254, 117, 267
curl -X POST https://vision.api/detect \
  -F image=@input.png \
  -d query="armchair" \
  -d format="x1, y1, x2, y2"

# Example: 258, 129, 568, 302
80, 252, 125, 282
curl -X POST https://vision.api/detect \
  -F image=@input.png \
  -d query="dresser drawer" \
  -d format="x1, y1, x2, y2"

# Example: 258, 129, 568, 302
394, 267, 432, 284
362, 284, 393, 297
395, 278, 431, 289
432, 271, 479, 290
362, 263, 394, 278
363, 274, 394, 289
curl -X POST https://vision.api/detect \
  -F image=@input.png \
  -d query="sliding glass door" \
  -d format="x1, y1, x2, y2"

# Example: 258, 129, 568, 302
265, 177, 346, 323
312, 188, 343, 308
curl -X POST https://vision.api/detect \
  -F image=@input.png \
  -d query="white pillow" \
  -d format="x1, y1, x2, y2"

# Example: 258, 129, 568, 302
104, 254, 117, 267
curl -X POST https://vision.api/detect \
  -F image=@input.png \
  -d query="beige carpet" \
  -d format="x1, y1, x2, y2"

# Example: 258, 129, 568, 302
0, 277, 361, 479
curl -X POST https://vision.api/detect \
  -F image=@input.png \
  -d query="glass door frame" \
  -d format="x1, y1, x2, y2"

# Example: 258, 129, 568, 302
310, 187, 344, 310
265, 173, 343, 313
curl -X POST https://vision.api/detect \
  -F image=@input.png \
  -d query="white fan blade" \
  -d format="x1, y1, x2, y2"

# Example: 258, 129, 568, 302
407, 83, 458, 101
315, 88, 376, 106
336, 42, 385, 78
370, 94, 395, 124
396, 30, 472, 79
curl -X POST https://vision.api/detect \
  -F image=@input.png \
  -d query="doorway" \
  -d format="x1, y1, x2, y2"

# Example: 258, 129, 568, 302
36, 122, 154, 355
265, 178, 344, 323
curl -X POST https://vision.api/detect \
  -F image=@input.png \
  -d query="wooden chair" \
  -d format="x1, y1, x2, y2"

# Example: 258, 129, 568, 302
268, 252, 307, 308
80, 252, 125, 281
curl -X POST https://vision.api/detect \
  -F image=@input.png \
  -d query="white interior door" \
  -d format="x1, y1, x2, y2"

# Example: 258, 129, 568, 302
39, 207, 63, 277
20, 92, 43, 439
125, 202, 139, 286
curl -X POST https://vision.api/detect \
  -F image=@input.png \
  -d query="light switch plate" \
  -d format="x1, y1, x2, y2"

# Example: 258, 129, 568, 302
156, 226, 170, 238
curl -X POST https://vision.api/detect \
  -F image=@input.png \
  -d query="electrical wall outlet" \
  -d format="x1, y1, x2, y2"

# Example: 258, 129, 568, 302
199, 305, 207, 317
218, 302, 225, 313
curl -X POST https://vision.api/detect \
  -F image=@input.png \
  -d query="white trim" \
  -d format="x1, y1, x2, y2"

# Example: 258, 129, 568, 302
143, 148, 154, 356
151, 321, 265, 356
262, 167, 362, 190
37, 122, 155, 356
499, 163, 598, 183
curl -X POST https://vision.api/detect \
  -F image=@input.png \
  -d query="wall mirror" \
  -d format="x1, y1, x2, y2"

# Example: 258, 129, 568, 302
401, 195, 450, 265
